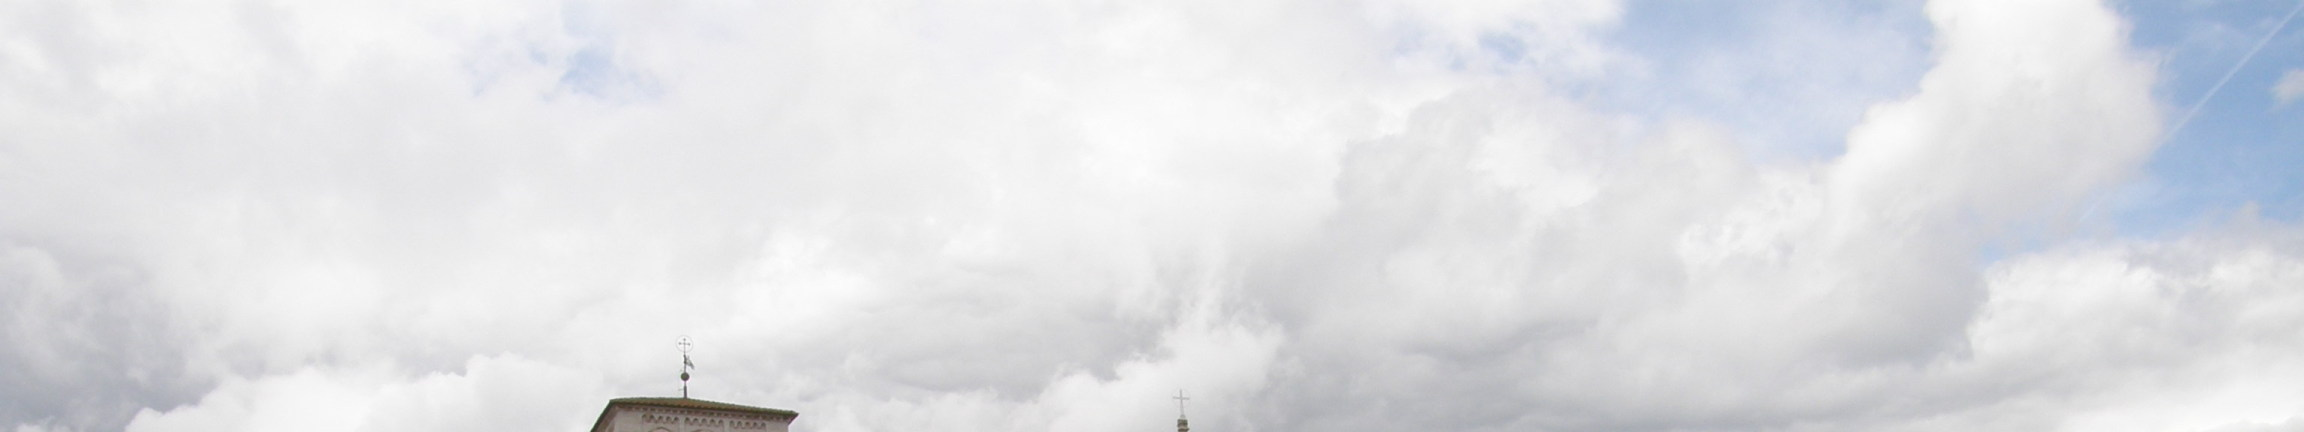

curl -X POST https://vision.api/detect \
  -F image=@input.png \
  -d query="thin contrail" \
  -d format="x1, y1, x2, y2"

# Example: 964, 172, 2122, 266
2164, 0, 2304, 142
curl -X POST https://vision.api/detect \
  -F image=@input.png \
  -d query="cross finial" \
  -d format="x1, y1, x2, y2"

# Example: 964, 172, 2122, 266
1173, 389, 1190, 419
678, 336, 694, 398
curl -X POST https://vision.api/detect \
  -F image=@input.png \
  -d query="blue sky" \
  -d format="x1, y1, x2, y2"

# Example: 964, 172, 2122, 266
1588, 0, 2302, 239
2120, 0, 2304, 235
1597, 0, 1929, 161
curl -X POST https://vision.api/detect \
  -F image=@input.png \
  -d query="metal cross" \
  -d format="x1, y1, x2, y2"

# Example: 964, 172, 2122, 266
678, 336, 694, 398
1173, 389, 1190, 419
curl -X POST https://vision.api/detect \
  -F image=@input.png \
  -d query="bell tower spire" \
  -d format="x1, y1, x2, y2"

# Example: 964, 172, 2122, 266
1172, 390, 1190, 432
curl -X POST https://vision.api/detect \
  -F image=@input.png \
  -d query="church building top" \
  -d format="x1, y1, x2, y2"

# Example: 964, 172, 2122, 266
588, 397, 798, 432
590, 337, 798, 432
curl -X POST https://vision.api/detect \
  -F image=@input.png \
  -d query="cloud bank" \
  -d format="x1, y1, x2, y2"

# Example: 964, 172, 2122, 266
3, 0, 2300, 431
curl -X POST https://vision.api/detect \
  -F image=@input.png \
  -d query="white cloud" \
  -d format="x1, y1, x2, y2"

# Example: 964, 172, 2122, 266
3, 0, 2297, 431
2277, 69, 2304, 106
124, 355, 609, 432
1939, 216, 2304, 431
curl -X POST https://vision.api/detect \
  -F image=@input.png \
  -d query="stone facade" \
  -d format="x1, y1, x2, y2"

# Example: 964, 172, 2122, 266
589, 397, 797, 432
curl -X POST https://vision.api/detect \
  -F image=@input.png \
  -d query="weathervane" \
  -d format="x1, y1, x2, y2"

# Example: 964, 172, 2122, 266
678, 336, 695, 398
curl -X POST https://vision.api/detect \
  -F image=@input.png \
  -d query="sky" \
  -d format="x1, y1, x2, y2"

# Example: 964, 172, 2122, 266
3, 0, 2304, 431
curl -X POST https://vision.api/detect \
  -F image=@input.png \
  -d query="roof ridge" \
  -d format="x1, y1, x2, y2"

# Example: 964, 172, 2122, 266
590, 396, 799, 432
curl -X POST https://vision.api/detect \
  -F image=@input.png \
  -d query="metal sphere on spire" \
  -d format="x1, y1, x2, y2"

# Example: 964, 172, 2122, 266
678, 336, 696, 398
